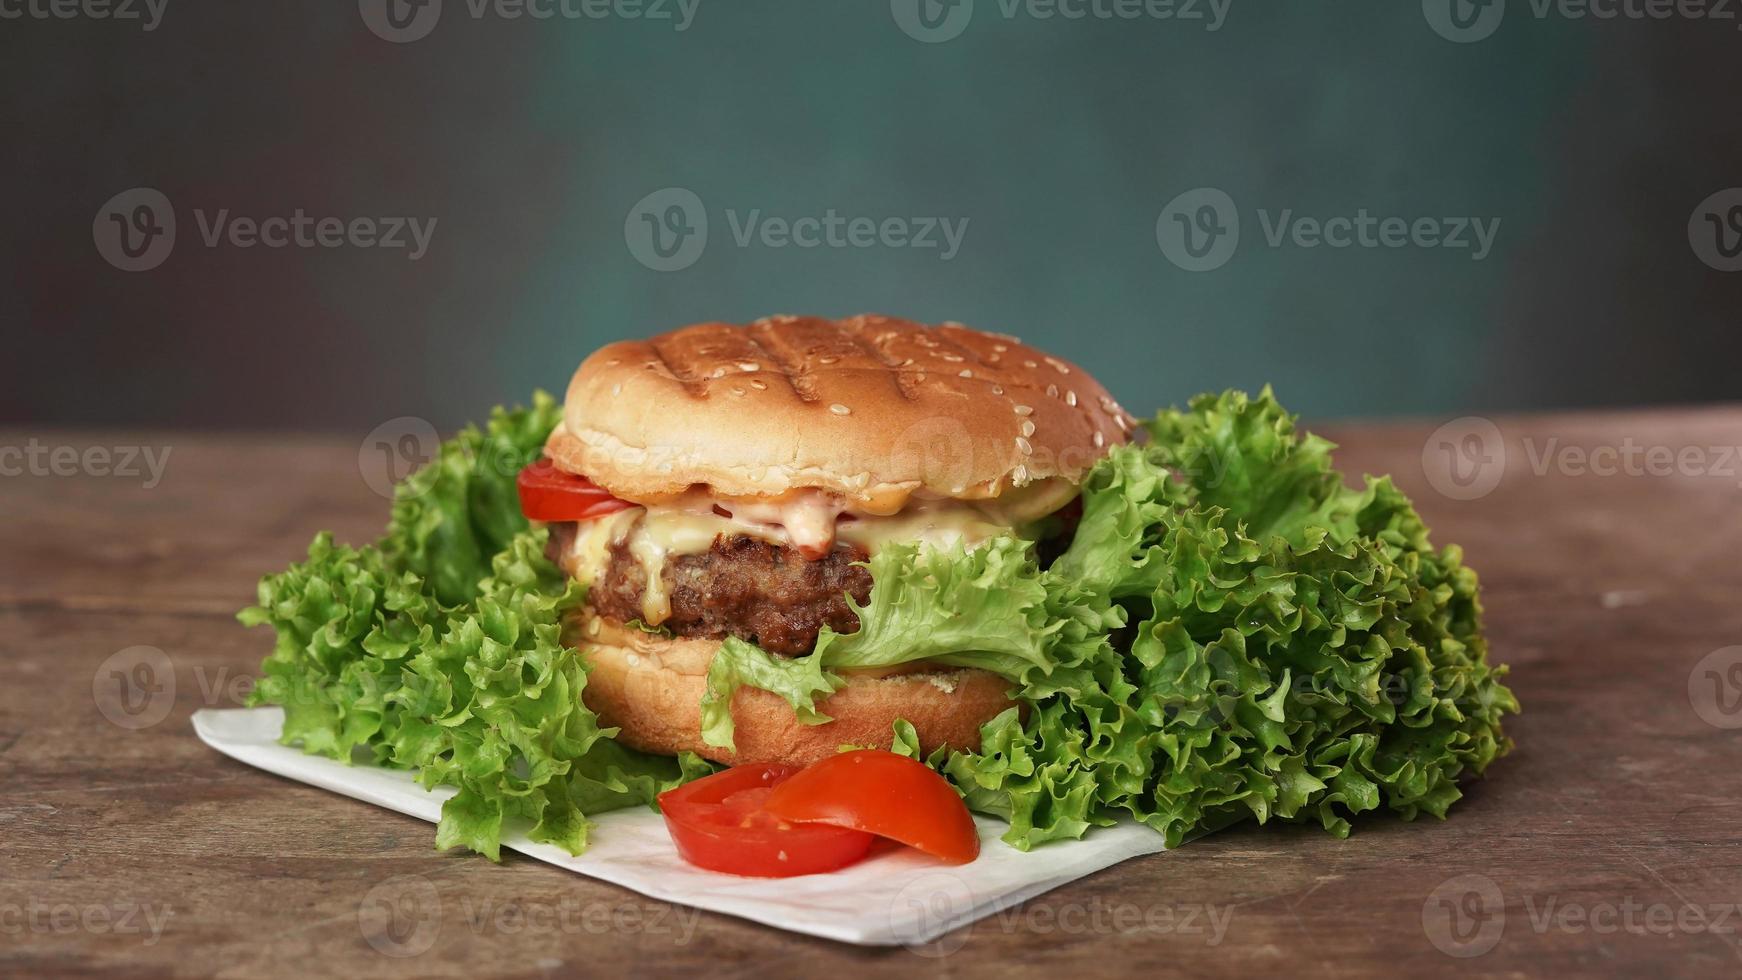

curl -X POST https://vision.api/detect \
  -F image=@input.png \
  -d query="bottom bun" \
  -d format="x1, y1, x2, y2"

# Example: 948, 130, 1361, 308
574, 616, 1017, 767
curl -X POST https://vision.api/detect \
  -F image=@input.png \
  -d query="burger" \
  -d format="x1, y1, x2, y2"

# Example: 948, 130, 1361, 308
534, 314, 1132, 767
244, 312, 1516, 861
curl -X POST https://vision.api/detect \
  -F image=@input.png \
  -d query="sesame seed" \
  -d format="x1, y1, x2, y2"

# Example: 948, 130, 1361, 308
991, 385, 1004, 396
958, 369, 972, 378
940, 353, 963, 362
1065, 390, 1078, 407
1115, 416, 1129, 430
605, 358, 621, 366
626, 652, 641, 667
993, 344, 1008, 352
1020, 420, 1036, 437
611, 383, 622, 397
1024, 360, 1038, 369
830, 403, 851, 415
1013, 404, 1033, 416
750, 379, 768, 390
1100, 396, 1118, 412
731, 386, 745, 396
1093, 431, 1105, 448
818, 355, 839, 365
1046, 384, 1059, 399
739, 361, 759, 372
711, 367, 727, 379
1012, 464, 1029, 484
1016, 437, 1033, 454
1047, 357, 1071, 375
942, 320, 964, 328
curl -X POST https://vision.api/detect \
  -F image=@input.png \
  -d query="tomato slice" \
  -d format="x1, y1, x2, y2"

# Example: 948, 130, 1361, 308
658, 764, 876, 877
762, 750, 980, 864
516, 459, 634, 523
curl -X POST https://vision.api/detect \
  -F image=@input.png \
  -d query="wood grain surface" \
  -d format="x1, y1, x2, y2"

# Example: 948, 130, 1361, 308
4, 408, 1742, 978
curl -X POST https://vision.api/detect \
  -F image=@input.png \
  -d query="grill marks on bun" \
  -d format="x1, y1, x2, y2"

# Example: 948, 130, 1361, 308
548, 314, 1133, 507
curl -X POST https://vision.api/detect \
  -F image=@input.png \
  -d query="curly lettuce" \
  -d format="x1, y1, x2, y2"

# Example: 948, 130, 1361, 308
710, 388, 1517, 849
242, 385, 1515, 858
239, 394, 708, 860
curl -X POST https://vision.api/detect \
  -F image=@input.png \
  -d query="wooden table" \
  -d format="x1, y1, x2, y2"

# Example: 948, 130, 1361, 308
5, 408, 1742, 978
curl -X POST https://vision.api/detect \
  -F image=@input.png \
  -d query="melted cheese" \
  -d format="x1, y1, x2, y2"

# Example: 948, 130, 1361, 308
561, 480, 1080, 627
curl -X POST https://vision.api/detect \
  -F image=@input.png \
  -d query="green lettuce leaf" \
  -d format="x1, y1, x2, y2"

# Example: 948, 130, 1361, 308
712, 387, 1517, 850
244, 386, 1516, 859
697, 537, 1058, 749
240, 395, 706, 860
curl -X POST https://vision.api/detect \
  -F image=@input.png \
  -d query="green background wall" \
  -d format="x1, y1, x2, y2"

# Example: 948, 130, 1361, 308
6, 1, 1738, 429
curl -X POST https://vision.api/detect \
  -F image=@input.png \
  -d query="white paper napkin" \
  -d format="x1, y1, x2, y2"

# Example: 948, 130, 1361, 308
191, 707, 1168, 946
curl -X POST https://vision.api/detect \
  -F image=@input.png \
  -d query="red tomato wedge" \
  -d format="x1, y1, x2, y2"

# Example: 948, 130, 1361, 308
516, 458, 634, 523
657, 764, 876, 877
762, 750, 980, 864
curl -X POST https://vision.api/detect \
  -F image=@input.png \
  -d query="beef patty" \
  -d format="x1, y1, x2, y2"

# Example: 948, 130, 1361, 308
546, 524, 872, 656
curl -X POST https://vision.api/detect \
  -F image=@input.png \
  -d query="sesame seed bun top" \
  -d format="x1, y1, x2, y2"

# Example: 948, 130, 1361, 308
544, 314, 1134, 508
